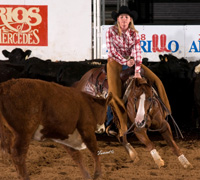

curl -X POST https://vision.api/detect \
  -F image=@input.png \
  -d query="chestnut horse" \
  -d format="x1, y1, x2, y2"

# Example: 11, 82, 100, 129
73, 67, 192, 169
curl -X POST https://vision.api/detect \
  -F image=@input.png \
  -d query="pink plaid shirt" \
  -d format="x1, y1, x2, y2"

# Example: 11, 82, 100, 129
106, 26, 142, 73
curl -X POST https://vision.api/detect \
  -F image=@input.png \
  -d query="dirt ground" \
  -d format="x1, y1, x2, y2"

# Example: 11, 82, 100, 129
0, 132, 200, 180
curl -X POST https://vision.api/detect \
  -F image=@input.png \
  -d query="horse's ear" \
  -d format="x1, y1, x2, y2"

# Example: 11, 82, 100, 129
135, 78, 147, 86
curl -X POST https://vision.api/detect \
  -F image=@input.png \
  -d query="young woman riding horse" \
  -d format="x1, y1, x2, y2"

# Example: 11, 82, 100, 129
106, 6, 171, 144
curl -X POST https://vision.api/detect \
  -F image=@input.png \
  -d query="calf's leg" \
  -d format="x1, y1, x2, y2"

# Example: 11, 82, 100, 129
10, 134, 31, 180
64, 146, 92, 179
78, 128, 101, 180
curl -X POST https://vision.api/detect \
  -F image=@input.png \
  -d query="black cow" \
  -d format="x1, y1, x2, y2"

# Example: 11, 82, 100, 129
193, 63, 200, 128
2, 48, 31, 63
22, 58, 105, 86
0, 62, 25, 83
1, 48, 106, 86
143, 54, 194, 129
57, 60, 106, 86
3, 48, 199, 129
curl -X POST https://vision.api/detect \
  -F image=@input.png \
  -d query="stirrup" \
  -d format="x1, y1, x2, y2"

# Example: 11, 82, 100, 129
106, 125, 118, 136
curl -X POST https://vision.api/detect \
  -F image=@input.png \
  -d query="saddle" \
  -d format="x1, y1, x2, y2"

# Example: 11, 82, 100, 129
86, 64, 139, 98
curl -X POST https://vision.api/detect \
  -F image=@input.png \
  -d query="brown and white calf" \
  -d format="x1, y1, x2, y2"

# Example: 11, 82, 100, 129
0, 78, 109, 180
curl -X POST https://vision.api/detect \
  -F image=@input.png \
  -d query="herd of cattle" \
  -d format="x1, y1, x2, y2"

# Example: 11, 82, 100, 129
0, 48, 200, 130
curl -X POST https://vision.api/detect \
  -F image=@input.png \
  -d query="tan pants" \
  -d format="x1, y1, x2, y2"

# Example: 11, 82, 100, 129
141, 64, 171, 116
107, 59, 127, 137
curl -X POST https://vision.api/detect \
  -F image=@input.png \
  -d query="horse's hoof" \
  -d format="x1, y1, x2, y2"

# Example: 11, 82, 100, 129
178, 154, 193, 169
125, 143, 139, 162
185, 163, 193, 169
150, 149, 165, 168
155, 159, 165, 168
132, 155, 140, 163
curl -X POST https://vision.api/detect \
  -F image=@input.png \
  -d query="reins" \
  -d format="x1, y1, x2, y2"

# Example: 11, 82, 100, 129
124, 80, 184, 139
152, 91, 184, 139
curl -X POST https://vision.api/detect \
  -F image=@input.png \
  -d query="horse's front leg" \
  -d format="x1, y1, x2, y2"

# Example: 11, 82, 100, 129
160, 120, 193, 169
117, 134, 139, 163
134, 127, 165, 168
110, 101, 139, 162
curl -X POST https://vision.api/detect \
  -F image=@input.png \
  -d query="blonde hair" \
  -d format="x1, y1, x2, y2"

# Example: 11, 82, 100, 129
116, 18, 138, 36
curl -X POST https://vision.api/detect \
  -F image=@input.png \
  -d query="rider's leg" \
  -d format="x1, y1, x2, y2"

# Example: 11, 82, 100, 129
107, 59, 128, 137
141, 64, 171, 116
106, 105, 113, 127
106, 65, 129, 129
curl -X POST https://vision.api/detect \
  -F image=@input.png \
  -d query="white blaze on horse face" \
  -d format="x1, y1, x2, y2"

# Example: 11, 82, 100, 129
33, 125, 86, 150
135, 93, 145, 125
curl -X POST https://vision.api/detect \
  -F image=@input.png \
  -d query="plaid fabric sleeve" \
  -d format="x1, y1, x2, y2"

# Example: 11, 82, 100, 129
106, 28, 127, 65
131, 32, 142, 73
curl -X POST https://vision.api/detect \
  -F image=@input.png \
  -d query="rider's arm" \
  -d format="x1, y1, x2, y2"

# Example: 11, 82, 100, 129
130, 32, 142, 73
106, 27, 127, 65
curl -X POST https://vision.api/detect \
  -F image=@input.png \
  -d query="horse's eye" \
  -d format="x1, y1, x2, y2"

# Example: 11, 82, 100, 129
134, 97, 137, 101
148, 97, 152, 102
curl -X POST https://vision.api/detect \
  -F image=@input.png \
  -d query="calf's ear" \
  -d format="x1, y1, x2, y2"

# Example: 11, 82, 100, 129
24, 50, 32, 59
2, 50, 10, 58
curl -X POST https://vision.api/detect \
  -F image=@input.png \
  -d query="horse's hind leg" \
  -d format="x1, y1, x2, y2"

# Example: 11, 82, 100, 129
160, 121, 192, 168
134, 127, 165, 168
64, 146, 92, 179
10, 133, 31, 180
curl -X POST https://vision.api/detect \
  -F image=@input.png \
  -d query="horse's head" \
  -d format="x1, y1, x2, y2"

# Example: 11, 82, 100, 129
127, 78, 153, 128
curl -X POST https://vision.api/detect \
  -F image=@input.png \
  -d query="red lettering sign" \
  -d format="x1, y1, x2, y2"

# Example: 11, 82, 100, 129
152, 34, 171, 52
0, 5, 48, 46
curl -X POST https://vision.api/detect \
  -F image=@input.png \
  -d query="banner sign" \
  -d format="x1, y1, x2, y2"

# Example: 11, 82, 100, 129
101, 25, 200, 61
0, 5, 48, 46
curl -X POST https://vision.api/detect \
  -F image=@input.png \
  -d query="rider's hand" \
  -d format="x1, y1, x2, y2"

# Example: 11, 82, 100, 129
134, 72, 142, 78
126, 59, 135, 67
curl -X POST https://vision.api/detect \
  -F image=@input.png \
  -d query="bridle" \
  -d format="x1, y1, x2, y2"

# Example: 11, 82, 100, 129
124, 88, 154, 135
125, 86, 184, 139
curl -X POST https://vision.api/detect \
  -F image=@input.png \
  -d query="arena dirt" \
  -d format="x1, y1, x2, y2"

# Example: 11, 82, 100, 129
0, 134, 200, 180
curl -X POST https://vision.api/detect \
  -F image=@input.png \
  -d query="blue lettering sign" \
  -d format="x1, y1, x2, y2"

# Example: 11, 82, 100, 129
189, 41, 199, 52
140, 40, 152, 53
168, 40, 179, 53
140, 41, 147, 52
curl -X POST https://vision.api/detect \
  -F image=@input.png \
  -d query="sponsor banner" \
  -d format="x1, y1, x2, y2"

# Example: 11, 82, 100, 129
184, 26, 200, 60
101, 25, 200, 61
0, 5, 48, 46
